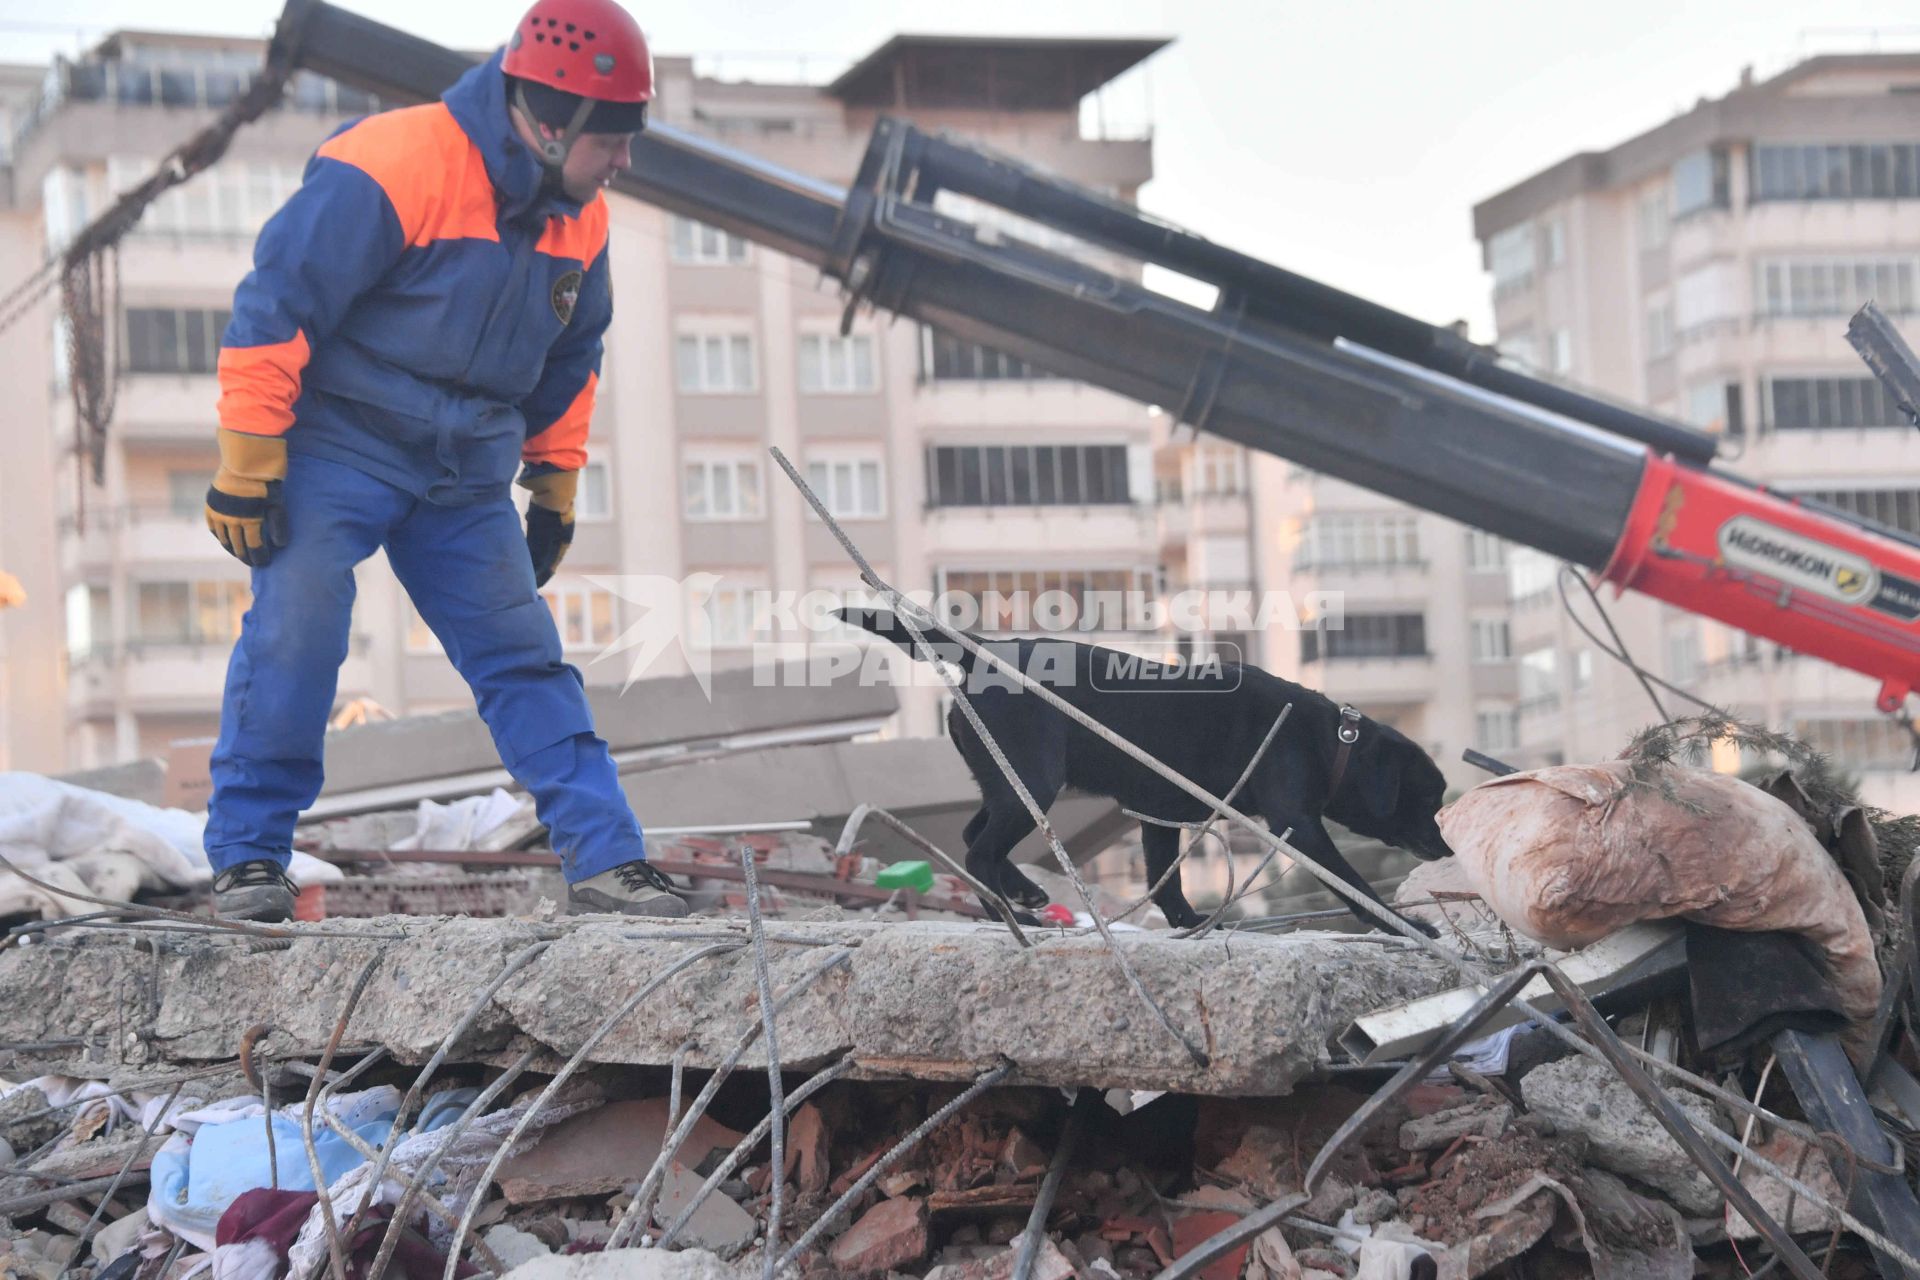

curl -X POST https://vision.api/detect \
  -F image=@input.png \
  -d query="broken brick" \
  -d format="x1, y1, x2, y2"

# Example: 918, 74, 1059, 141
787, 1103, 831, 1194
827, 1194, 929, 1274
497, 1099, 744, 1203
1170, 1211, 1247, 1280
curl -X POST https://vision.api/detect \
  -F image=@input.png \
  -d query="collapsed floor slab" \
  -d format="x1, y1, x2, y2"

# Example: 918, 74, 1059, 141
0, 917, 1456, 1096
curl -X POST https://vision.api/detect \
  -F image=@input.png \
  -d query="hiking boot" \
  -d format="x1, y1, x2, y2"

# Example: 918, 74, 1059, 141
567, 860, 690, 918
213, 859, 298, 923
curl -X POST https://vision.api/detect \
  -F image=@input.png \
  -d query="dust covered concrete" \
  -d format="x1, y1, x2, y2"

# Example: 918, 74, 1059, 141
0, 916, 1457, 1096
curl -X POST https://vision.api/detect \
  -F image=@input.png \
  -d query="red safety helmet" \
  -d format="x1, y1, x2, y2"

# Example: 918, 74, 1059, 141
504, 0, 653, 164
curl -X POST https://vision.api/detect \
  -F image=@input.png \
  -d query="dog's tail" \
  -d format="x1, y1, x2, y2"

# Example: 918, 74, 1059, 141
836, 606, 977, 666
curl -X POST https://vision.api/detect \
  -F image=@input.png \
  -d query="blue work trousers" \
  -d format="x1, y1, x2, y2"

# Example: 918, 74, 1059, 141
204, 454, 644, 882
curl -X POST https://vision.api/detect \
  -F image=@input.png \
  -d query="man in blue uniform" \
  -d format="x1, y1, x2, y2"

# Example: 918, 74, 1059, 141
203, 0, 685, 922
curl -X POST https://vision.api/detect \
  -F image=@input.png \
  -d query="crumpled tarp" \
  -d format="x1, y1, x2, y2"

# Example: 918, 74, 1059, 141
0, 773, 340, 918
1438, 762, 1880, 1042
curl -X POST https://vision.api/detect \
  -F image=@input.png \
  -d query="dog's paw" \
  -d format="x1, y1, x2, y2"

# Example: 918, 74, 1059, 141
996, 868, 1051, 910
1161, 902, 1206, 930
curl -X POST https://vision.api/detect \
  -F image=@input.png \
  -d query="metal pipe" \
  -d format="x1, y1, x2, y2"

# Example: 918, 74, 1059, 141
895, 127, 1718, 464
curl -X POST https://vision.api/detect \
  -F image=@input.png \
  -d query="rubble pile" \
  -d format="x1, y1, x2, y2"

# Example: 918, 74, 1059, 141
2, 714, 1919, 1278
0, 1012, 1882, 1280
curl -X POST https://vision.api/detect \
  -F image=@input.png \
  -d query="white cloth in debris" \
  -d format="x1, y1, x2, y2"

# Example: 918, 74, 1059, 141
1421, 1023, 1528, 1084
0, 773, 339, 918
284, 1094, 602, 1280
0, 1075, 200, 1136
392, 788, 523, 852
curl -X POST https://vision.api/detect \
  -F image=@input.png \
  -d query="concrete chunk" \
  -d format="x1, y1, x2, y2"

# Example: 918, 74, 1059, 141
0, 917, 1458, 1097
1397, 1098, 1511, 1152
1520, 1056, 1726, 1215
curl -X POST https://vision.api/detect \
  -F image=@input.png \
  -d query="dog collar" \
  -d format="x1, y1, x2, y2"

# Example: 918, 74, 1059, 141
1328, 704, 1363, 795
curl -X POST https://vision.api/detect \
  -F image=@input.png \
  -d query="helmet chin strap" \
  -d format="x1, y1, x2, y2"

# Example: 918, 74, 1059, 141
513, 81, 598, 179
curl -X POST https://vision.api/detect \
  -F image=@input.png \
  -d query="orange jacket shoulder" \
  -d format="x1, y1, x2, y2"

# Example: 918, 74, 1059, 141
316, 104, 498, 247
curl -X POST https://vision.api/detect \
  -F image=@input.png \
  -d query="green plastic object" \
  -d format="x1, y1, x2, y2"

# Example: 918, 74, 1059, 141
875, 860, 935, 894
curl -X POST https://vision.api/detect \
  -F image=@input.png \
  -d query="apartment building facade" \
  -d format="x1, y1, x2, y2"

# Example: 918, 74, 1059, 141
1468, 52, 1920, 809
0, 27, 1270, 772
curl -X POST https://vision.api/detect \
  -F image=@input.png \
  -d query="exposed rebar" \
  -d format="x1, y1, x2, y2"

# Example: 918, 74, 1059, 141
441, 941, 745, 1280
338, 940, 552, 1248
741, 844, 788, 1278
611, 946, 857, 1249
655, 1055, 857, 1251
774, 1060, 1014, 1275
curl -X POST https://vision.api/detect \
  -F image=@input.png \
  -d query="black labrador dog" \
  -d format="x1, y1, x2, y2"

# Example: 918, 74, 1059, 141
841, 608, 1453, 933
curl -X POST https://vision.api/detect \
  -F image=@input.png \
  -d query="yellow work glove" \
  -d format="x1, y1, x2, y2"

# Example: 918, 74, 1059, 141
518, 466, 578, 588
204, 429, 289, 567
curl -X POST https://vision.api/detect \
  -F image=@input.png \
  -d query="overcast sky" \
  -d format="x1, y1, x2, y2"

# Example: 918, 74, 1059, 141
5, 1, 1918, 337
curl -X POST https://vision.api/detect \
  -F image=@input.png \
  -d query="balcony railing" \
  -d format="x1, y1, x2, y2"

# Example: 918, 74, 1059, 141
15, 59, 379, 156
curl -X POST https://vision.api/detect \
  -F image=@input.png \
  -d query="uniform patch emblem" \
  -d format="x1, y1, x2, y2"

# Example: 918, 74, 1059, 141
552, 270, 583, 324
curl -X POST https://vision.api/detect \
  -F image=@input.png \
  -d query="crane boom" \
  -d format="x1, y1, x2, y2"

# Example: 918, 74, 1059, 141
269, 0, 1920, 713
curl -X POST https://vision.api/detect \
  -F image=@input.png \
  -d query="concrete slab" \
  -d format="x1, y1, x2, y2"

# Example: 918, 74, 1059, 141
0, 917, 1456, 1097
621, 739, 1127, 866
312, 667, 898, 811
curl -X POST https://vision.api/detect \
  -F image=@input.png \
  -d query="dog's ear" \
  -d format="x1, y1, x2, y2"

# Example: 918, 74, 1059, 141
1351, 743, 1404, 821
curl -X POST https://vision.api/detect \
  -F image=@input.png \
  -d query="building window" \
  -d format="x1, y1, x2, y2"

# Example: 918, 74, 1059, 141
683, 456, 764, 520
1470, 618, 1511, 663
1644, 303, 1675, 360
1665, 623, 1700, 686
675, 330, 757, 393
806, 453, 885, 519
133, 580, 249, 645
542, 583, 616, 650
1762, 376, 1904, 430
668, 216, 751, 265
1296, 512, 1422, 571
1465, 529, 1509, 573
576, 460, 612, 522
1475, 706, 1519, 753
1488, 224, 1535, 296
925, 444, 1130, 508
919, 327, 1054, 381
1756, 257, 1918, 319
167, 470, 207, 518
702, 582, 760, 647
1791, 717, 1914, 771
1540, 219, 1565, 268
113, 158, 302, 239
935, 566, 1157, 633
65, 585, 110, 660
798, 333, 877, 393
1508, 547, 1557, 608
1789, 486, 1920, 535
1636, 186, 1670, 250
1300, 612, 1427, 662
1191, 444, 1247, 497
1683, 380, 1745, 435
126, 308, 229, 375
1750, 142, 1920, 203
1572, 648, 1594, 691
1671, 147, 1730, 217
1518, 647, 1559, 710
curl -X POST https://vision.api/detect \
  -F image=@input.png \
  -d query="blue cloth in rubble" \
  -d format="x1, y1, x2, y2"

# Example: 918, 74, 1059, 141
149, 1086, 479, 1251
201, 453, 645, 883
